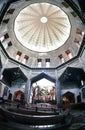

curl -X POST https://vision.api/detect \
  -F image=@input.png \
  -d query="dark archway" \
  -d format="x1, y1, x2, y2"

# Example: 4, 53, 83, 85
13, 90, 24, 103
62, 91, 75, 104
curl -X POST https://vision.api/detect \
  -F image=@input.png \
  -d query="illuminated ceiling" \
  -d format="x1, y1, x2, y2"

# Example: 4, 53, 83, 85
1, 0, 85, 68
14, 3, 71, 53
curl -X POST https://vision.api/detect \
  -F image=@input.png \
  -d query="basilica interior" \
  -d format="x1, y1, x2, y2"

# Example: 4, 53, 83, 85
0, 0, 85, 130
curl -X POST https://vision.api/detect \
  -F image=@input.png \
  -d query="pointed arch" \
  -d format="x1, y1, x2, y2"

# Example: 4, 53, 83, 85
31, 72, 56, 85
30, 73, 56, 104
62, 91, 75, 104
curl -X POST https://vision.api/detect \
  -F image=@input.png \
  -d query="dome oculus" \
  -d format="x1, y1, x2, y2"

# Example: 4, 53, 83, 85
40, 17, 48, 23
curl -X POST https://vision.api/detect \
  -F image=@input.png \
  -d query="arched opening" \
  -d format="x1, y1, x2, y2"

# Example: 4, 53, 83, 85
62, 91, 75, 104
30, 73, 56, 105
13, 90, 24, 103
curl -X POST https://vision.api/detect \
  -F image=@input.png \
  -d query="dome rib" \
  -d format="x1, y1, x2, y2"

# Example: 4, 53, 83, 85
14, 2, 71, 52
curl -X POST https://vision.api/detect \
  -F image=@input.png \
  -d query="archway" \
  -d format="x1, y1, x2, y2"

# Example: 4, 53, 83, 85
30, 73, 56, 105
62, 91, 75, 104
13, 90, 24, 103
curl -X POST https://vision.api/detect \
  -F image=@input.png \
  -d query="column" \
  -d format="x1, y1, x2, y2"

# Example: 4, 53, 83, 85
56, 79, 61, 105
75, 94, 77, 103
55, 70, 61, 105
24, 79, 31, 103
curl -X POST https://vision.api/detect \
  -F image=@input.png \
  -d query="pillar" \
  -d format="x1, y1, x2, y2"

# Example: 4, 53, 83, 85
24, 79, 31, 103
75, 94, 77, 103
56, 79, 61, 105
55, 70, 61, 105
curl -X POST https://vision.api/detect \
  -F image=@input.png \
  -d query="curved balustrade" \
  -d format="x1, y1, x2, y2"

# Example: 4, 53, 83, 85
0, 104, 72, 126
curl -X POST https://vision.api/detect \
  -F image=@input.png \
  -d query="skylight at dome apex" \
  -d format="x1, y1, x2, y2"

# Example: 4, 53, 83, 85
14, 2, 71, 53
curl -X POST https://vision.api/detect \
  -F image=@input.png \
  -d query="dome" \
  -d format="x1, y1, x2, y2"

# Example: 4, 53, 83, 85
14, 3, 71, 53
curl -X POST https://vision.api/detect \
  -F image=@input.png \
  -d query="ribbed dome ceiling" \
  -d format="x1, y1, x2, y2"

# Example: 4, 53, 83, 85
14, 2, 71, 53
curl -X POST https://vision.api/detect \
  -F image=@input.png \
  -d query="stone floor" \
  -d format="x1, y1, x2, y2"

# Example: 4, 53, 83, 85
0, 102, 85, 130
0, 110, 85, 130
